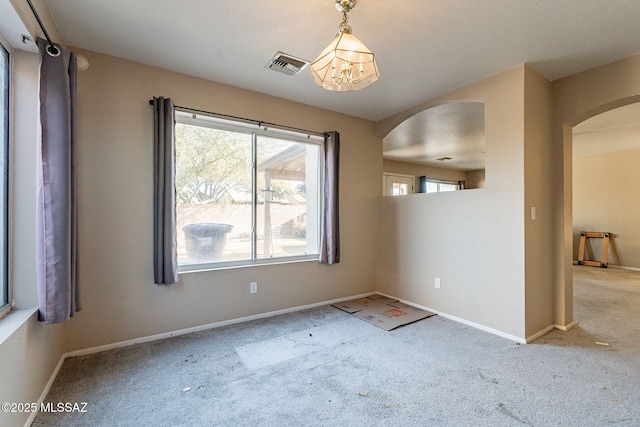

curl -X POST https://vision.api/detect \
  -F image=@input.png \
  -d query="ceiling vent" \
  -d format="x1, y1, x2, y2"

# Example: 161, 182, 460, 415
266, 52, 309, 76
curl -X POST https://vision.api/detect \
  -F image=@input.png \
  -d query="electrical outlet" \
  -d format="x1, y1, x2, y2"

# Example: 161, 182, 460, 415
531, 206, 536, 220
435, 277, 441, 289
250, 282, 258, 294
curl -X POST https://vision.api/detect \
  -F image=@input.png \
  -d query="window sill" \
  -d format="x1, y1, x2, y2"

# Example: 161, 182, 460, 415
0, 308, 38, 347
178, 256, 319, 275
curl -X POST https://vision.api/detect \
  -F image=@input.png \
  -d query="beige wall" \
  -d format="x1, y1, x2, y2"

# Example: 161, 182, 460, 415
466, 169, 486, 189
64, 49, 382, 351
552, 54, 640, 328
376, 66, 528, 339
0, 50, 66, 427
523, 66, 555, 336
0, 312, 65, 427
573, 149, 640, 268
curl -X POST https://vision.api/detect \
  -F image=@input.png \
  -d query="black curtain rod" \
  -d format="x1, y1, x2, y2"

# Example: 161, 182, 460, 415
148, 99, 325, 137
26, 0, 60, 57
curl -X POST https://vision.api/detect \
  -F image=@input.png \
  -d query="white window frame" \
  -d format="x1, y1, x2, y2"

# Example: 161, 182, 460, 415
382, 172, 415, 196
0, 34, 11, 319
175, 110, 324, 271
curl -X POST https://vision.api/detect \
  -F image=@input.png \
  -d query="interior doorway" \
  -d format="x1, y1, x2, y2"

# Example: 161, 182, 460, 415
572, 102, 640, 268
571, 101, 640, 320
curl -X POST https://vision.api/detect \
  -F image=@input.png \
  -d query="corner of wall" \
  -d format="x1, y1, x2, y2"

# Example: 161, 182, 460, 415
523, 64, 555, 336
376, 66, 529, 340
0, 312, 66, 427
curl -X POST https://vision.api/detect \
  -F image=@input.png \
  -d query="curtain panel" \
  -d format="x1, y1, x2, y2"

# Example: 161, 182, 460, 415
319, 131, 340, 264
36, 38, 80, 323
152, 97, 179, 284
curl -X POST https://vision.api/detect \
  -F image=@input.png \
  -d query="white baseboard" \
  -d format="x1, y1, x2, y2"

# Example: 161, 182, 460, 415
574, 262, 640, 271
438, 312, 527, 344
375, 292, 527, 344
64, 292, 375, 359
526, 325, 555, 343
608, 265, 640, 272
24, 354, 66, 427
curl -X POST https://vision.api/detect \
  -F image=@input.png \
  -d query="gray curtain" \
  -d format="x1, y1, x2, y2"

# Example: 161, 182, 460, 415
152, 97, 179, 284
319, 131, 340, 264
36, 38, 80, 323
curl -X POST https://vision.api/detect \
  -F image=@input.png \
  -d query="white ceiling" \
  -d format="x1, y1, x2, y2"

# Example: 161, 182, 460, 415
2, 0, 632, 170
0, 0, 32, 49
573, 103, 640, 157
383, 102, 485, 170
42, 0, 640, 123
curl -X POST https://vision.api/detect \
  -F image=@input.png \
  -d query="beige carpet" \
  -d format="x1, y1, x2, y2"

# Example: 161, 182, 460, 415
33, 266, 640, 426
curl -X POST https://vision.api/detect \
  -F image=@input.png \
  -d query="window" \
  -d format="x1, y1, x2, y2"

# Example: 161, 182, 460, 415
382, 173, 414, 196
420, 176, 462, 193
392, 183, 408, 195
0, 39, 9, 316
175, 112, 322, 270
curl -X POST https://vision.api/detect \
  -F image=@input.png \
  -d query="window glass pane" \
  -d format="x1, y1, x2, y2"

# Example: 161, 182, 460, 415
1, 43, 8, 307
256, 135, 320, 259
175, 123, 252, 265
426, 182, 438, 193
174, 115, 322, 269
440, 183, 457, 192
392, 183, 408, 195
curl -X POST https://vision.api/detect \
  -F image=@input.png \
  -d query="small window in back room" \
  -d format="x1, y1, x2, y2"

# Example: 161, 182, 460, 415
382, 101, 486, 191
421, 177, 462, 193
382, 173, 414, 196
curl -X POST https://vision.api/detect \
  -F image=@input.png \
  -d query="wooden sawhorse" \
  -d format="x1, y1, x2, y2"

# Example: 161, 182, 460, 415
577, 231, 610, 268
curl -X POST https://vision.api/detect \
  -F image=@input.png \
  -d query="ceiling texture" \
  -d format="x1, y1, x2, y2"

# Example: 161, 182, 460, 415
39, 0, 640, 167
573, 102, 640, 158
383, 102, 486, 170
43, 0, 640, 122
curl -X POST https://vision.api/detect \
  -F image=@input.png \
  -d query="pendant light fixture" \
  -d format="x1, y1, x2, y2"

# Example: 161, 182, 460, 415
310, 0, 380, 92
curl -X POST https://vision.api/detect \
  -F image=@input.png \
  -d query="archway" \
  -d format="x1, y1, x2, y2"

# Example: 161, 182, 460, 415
557, 87, 640, 330
570, 100, 640, 322
381, 101, 486, 195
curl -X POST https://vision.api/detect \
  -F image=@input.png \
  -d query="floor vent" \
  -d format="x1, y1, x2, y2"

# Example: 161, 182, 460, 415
265, 52, 309, 76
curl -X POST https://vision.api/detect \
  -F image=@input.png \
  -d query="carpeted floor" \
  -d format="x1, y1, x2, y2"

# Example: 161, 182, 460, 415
33, 267, 640, 426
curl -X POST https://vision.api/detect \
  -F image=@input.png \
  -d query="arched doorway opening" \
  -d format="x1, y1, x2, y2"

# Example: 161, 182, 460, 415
570, 101, 640, 331
558, 93, 640, 330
